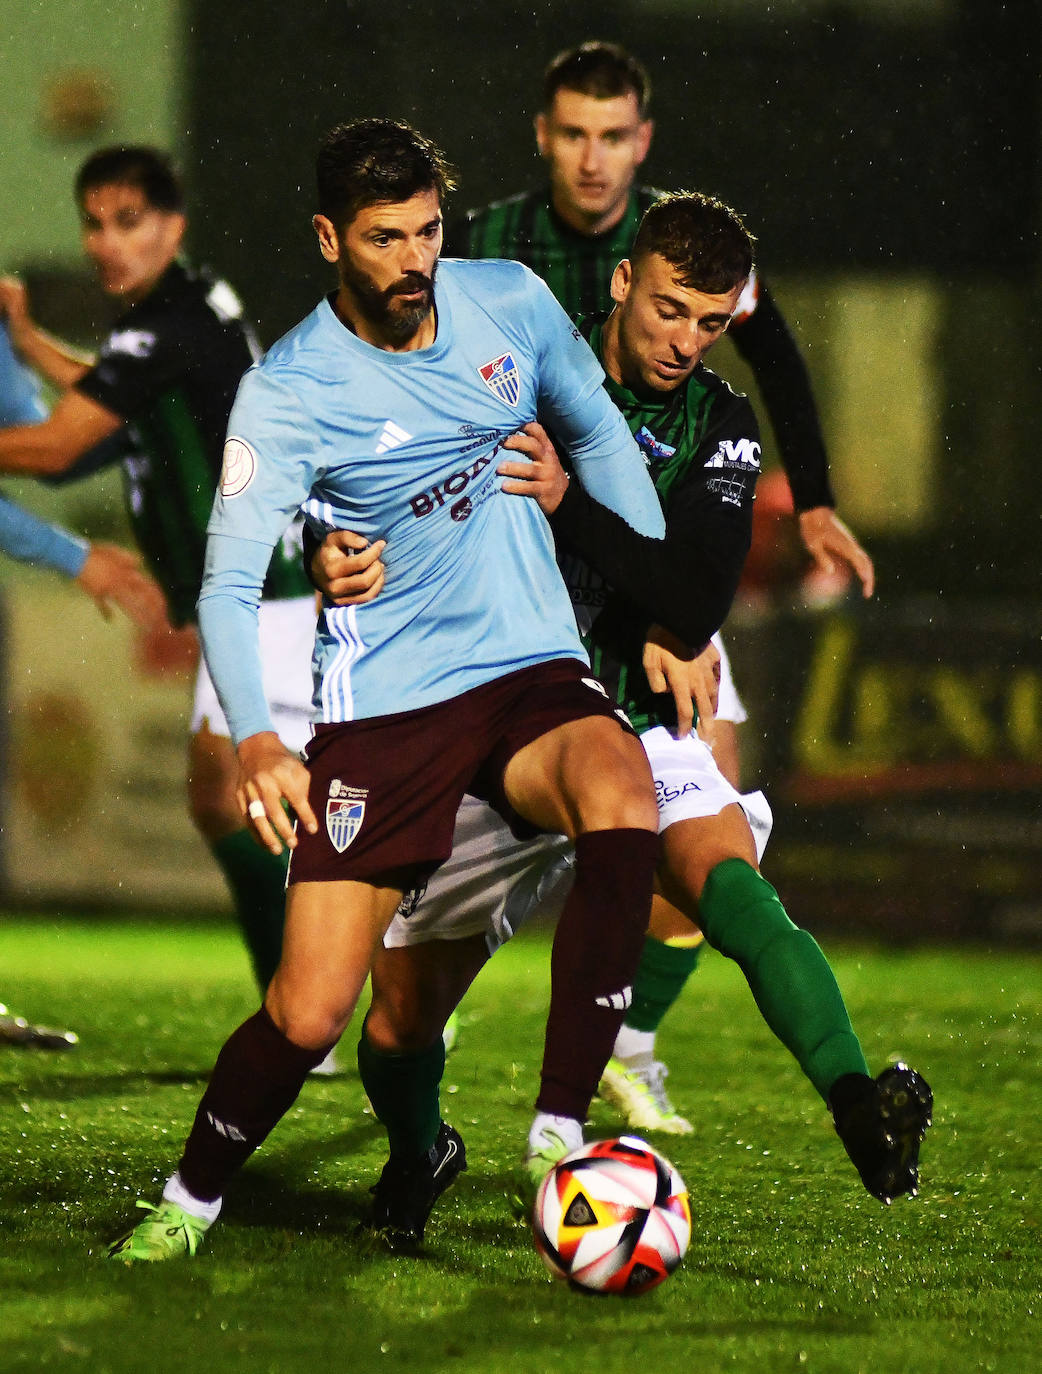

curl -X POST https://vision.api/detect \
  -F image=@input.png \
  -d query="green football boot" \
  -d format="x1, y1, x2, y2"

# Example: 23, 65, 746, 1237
107, 1200, 211, 1263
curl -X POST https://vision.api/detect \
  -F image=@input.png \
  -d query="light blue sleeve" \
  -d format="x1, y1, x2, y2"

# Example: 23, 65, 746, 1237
0, 320, 47, 427
524, 277, 665, 540
198, 367, 320, 745
0, 493, 88, 577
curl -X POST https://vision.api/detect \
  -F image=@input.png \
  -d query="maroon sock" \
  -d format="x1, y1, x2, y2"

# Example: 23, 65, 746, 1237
177, 1005, 332, 1202
536, 828, 658, 1119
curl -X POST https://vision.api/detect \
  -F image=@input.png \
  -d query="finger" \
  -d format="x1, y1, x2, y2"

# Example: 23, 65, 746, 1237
330, 565, 386, 605
645, 666, 667, 695
851, 549, 875, 598
328, 528, 373, 552
696, 712, 718, 750
295, 794, 319, 835
496, 459, 538, 479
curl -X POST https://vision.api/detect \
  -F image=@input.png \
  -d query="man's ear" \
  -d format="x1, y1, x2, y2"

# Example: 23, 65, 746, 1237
534, 112, 548, 159
635, 118, 654, 167
313, 214, 340, 265
610, 258, 633, 307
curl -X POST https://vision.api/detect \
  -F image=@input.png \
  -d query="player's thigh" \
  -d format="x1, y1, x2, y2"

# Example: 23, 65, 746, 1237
185, 721, 240, 838
656, 805, 759, 921
367, 936, 489, 1052
502, 715, 657, 838
266, 876, 405, 1048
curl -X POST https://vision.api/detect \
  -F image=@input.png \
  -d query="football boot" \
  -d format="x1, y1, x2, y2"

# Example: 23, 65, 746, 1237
367, 1121, 467, 1250
598, 1055, 693, 1135
107, 1200, 211, 1262
830, 1062, 933, 1204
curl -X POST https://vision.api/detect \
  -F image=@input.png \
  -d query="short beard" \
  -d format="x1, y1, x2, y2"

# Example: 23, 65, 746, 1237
338, 255, 437, 344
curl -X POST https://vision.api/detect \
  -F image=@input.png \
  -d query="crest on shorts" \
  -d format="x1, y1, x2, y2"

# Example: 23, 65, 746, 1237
326, 779, 368, 853
477, 352, 520, 407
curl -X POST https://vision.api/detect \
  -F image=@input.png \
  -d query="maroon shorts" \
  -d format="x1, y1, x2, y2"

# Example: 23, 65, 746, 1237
287, 658, 632, 886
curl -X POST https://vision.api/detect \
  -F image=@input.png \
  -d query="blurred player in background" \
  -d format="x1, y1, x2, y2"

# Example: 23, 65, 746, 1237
0, 148, 317, 1004
447, 39, 875, 1129
313, 194, 930, 1249
0, 487, 166, 1048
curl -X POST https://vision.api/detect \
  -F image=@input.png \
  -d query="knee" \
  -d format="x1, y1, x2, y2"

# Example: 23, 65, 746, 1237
266, 988, 351, 1051
366, 987, 441, 1054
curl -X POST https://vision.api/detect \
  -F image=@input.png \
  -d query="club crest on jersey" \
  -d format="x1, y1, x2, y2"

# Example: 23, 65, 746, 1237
477, 352, 520, 407
325, 779, 368, 854
220, 437, 257, 498
634, 425, 676, 466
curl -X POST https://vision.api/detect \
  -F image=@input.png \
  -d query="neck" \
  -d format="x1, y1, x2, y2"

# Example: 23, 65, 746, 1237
600, 309, 624, 386
332, 287, 436, 353
551, 189, 630, 238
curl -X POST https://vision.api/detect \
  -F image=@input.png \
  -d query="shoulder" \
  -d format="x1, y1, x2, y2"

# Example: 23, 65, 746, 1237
460, 189, 542, 227
445, 190, 547, 255
439, 256, 550, 310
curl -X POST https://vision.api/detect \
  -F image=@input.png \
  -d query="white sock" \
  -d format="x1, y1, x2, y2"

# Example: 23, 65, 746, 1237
162, 1172, 222, 1226
529, 1113, 583, 1155
612, 1025, 656, 1063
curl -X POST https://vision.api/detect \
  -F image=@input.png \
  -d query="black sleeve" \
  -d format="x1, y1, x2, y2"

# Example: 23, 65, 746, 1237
550, 397, 759, 650
74, 307, 188, 424
728, 277, 835, 511
300, 521, 321, 590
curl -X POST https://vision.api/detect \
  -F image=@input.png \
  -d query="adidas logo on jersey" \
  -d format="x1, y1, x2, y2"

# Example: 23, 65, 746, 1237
703, 438, 762, 470
376, 420, 413, 454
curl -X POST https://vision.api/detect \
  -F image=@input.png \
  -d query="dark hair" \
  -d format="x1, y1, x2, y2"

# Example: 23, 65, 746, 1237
316, 118, 457, 231
543, 41, 651, 117
74, 146, 184, 212
632, 192, 755, 293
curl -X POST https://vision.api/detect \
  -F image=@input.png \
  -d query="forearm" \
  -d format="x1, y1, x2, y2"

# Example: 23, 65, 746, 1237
553, 397, 665, 539
0, 423, 78, 475
729, 284, 834, 510
197, 534, 276, 746
9, 322, 92, 392
0, 495, 87, 577
552, 480, 748, 647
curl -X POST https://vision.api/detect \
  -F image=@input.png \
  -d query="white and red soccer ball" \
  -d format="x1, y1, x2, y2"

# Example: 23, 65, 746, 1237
531, 1136, 691, 1296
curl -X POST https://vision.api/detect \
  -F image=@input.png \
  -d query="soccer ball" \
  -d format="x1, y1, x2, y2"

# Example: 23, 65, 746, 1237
531, 1136, 691, 1295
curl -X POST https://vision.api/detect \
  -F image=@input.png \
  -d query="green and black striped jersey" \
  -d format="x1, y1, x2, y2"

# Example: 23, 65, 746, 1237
448, 187, 833, 510
551, 318, 760, 735
447, 188, 660, 319
75, 262, 310, 625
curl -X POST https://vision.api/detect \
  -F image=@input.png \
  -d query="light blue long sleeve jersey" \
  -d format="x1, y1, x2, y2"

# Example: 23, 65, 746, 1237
0, 319, 47, 428
0, 494, 88, 578
199, 258, 664, 745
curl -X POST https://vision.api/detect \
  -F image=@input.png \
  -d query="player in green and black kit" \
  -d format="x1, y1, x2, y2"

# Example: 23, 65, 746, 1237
446, 40, 878, 1129
311, 193, 931, 1247
0, 147, 314, 1000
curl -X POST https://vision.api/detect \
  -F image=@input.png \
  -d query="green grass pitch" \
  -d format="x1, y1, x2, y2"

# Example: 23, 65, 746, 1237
1, 915, 1040, 1374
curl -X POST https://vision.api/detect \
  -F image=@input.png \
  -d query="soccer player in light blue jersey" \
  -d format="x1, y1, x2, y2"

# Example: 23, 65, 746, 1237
0, 489, 165, 1050
109, 117, 669, 1263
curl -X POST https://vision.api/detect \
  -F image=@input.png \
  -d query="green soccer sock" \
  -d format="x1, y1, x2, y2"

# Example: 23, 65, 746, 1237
357, 1023, 445, 1159
697, 858, 869, 1100
624, 936, 703, 1034
210, 829, 287, 992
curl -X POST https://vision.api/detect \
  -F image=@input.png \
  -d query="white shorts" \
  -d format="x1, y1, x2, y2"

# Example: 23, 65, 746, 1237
383, 720, 772, 953
712, 632, 747, 725
190, 595, 317, 757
